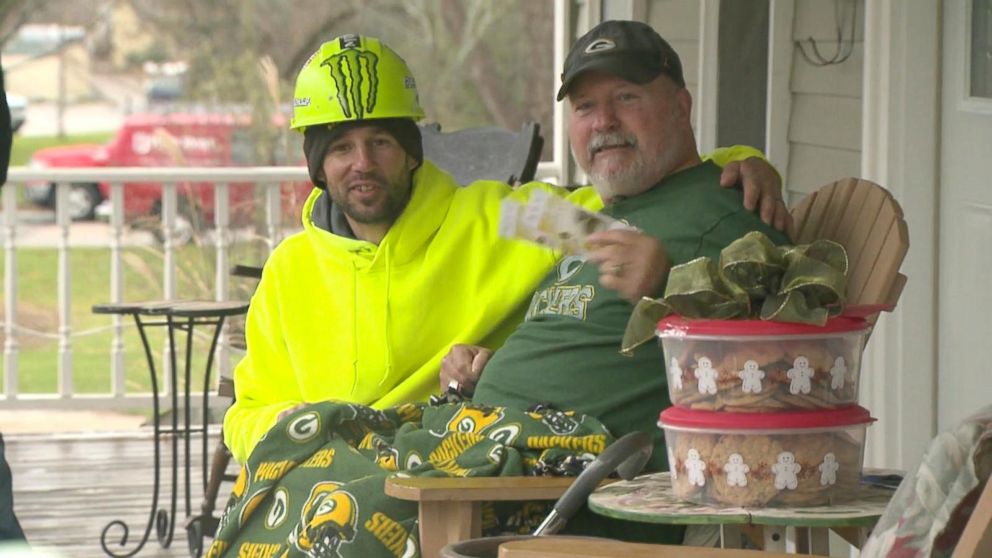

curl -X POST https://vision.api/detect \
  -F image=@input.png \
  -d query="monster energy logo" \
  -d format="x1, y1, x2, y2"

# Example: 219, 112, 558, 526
321, 49, 380, 119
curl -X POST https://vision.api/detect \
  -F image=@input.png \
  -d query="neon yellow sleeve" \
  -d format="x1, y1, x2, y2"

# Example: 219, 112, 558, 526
701, 145, 767, 167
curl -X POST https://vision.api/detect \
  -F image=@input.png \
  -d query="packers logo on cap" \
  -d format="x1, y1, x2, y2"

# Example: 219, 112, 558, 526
584, 38, 616, 54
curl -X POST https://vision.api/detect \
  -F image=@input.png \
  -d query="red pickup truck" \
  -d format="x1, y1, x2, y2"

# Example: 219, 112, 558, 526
24, 112, 310, 227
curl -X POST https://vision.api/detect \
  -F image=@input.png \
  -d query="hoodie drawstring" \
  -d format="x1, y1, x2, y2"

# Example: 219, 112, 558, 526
379, 247, 393, 386
349, 258, 359, 396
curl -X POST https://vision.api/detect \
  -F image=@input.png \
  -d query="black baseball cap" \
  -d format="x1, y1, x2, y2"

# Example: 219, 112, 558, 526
557, 20, 685, 101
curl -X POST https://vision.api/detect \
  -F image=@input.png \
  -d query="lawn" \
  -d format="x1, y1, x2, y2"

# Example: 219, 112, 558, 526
10, 131, 114, 166
0, 243, 260, 407
2, 132, 274, 416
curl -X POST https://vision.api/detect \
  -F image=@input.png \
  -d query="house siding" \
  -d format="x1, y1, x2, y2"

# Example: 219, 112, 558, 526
645, 0, 702, 111
627, 0, 866, 198
787, 0, 865, 196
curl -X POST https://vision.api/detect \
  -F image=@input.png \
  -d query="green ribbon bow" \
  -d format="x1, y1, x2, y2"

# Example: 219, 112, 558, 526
620, 231, 848, 354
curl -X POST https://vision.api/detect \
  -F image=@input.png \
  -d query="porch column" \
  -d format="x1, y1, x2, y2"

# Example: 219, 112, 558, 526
860, 0, 940, 470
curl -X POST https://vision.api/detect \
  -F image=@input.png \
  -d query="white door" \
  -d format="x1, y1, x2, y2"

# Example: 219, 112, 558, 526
937, 0, 992, 429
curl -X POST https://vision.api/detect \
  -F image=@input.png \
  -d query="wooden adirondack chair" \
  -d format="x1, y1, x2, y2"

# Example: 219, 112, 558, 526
790, 177, 909, 322
385, 177, 911, 557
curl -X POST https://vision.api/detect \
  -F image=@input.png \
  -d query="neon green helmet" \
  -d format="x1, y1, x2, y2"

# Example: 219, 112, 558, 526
291, 34, 425, 132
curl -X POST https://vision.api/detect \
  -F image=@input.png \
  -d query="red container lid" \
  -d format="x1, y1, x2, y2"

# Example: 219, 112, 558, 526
659, 405, 875, 431
656, 315, 868, 337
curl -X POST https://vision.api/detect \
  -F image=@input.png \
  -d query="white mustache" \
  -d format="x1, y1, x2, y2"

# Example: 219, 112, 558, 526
588, 132, 637, 158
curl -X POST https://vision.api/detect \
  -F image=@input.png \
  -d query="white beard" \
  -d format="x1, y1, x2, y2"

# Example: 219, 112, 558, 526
586, 155, 645, 202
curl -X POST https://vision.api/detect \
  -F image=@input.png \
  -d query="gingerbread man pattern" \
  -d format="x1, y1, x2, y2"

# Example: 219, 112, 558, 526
818, 452, 839, 486
686, 448, 707, 487
772, 451, 801, 489
829, 356, 847, 390
723, 453, 750, 487
787, 356, 814, 395
695, 356, 718, 395
670, 357, 684, 391
737, 359, 765, 394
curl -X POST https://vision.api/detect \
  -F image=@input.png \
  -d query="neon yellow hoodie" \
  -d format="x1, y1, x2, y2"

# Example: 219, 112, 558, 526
224, 161, 600, 461
224, 146, 762, 462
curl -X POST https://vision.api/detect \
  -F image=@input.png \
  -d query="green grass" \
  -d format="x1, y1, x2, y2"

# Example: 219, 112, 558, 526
2, 133, 273, 419
10, 132, 114, 166
0, 243, 260, 402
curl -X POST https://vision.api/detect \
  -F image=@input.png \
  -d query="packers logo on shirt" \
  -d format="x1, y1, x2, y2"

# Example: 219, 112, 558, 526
556, 255, 586, 284
287, 411, 321, 443
296, 489, 360, 556
238, 488, 270, 528
488, 424, 522, 446
264, 488, 289, 529
290, 481, 343, 547
446, 406, 504, 434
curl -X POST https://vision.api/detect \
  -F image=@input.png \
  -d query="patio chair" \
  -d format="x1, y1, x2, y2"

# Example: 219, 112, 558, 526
385, 176, 911, 555
185, 122, 546, 556
955, 478, 992, 557
860, 404, 992, 557
789, 177, 909, 323
419, 121, 544, 186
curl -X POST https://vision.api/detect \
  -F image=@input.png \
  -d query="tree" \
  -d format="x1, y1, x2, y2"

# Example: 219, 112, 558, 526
125, 0, 555, 146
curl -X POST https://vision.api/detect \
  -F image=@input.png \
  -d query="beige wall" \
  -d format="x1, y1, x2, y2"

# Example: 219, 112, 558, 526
786, 0, 864, 196
637, 0, 865, 197
645, 0, 702, 113
5, 43, 94, 102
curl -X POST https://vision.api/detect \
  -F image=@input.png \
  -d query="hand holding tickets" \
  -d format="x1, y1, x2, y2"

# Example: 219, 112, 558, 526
499, 190, 631, 255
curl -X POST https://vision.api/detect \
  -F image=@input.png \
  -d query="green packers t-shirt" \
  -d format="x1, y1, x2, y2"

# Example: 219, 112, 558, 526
472, 162, 790, 472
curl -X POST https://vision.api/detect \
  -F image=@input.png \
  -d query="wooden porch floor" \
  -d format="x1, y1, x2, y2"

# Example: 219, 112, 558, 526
6, 428, 234, 558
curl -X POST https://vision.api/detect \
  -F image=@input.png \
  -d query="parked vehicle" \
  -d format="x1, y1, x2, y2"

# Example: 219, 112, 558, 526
24, 112, 309, 226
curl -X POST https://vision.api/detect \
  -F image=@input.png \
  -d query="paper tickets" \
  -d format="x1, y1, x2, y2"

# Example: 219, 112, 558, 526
499, 189, 629, 255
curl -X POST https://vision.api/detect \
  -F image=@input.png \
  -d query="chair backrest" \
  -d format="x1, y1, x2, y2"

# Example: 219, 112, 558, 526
419, 121, 543, 185
790, 177, 909, 313
953, 478, 992, 558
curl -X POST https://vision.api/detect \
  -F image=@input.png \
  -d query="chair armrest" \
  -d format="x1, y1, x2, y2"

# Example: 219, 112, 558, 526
386, 476, 612, 558
385, 476, 581, 502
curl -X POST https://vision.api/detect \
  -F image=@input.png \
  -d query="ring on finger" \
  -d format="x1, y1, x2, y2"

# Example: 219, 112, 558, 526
447, 379, 461, 394
610, 263, 625, 275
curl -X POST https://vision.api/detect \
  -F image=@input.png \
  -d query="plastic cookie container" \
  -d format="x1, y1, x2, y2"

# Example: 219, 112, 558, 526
657, 316, 870, 412
658, 405, 875, 507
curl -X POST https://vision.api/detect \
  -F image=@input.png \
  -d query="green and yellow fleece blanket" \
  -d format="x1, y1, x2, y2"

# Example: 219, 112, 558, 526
206, 400, 612, 558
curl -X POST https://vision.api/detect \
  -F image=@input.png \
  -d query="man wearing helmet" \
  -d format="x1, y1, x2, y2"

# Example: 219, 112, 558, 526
224, 33, 789, 465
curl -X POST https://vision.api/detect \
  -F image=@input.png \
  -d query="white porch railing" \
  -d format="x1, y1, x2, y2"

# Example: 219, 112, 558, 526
1, 166, 309, 411
0, 163, 561, 414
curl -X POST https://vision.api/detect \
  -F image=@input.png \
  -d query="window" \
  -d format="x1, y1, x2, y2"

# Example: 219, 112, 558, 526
972, 0, 992, 98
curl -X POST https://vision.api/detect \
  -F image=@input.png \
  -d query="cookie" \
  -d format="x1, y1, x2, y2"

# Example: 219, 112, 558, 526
708, 434, 783, 506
